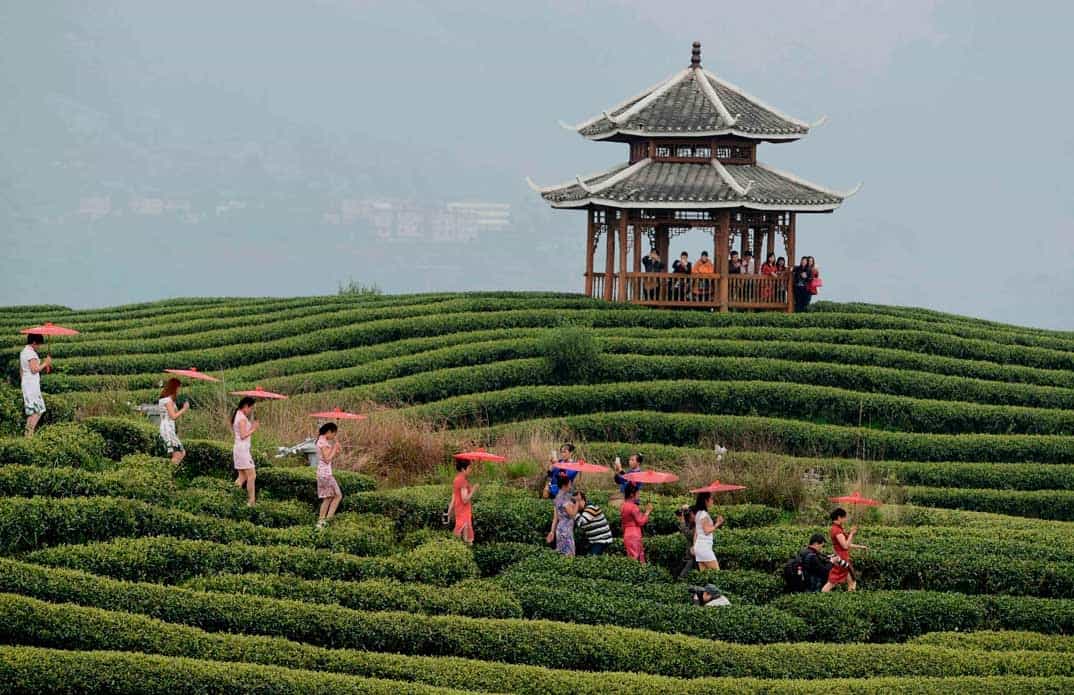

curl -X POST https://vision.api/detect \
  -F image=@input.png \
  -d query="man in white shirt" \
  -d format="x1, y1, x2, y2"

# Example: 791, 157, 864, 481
20, 334, 51, 437
742, 251, 757, 274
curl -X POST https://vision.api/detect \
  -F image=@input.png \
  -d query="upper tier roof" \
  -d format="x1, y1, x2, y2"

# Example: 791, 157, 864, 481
564, 42, 820, 142
530, 159, 858, 212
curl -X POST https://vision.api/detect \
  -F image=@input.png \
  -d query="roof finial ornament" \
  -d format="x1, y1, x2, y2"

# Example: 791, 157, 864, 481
690, 41, 702, 69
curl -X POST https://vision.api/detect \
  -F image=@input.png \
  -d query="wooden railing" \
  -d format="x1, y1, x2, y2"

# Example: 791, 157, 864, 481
587, 271, 789, 311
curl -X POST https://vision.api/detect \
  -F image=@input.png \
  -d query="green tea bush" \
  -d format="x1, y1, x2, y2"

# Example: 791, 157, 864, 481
27, 535, 473, 586
911, 630, 1074, 653
0, 423, 107, 469
256, 466, 376, 503
4, 559, 1074, 680
904, 487, 1074, 520
183, 573, 523, 619
538, 322, 600, 384
6, 591, 1074, 694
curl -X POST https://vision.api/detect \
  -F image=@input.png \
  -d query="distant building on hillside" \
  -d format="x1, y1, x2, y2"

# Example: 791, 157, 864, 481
529, 41, 859, 312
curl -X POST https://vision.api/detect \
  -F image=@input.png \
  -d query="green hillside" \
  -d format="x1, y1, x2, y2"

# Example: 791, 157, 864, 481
2, 291, 1074, 693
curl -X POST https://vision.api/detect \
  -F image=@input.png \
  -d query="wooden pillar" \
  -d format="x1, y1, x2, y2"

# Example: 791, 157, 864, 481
603, 212, 616, 301
786, 212, 797, 314
584, 211, 596, 297
656, 227, 669, 268
739, 224, 748, 257
717, 210, 730, 312
617, 213, 628, 301
632, 223, 642, 273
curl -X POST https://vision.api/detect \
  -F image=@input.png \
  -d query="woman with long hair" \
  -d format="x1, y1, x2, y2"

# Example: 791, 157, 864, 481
621, 483, 653, 563
315, 422, 343, 528
546, 472, 579, 556
158, 378, 189, 465
231, 396, 259, 506
692, 491, 725, 571
760, 253, 778, 301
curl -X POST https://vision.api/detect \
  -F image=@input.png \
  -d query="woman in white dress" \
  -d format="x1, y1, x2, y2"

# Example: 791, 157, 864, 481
692, 491, 725, 571
20, 333, 51, 437
158, 378, 190, 466
231, 396, 259, 506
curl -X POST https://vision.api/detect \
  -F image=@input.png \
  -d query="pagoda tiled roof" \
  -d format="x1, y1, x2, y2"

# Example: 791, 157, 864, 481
567, 66, 816, 142
532, 159, 855, 212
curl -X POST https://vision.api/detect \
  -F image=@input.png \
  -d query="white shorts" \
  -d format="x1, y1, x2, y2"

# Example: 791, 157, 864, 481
693, 540, 716, 563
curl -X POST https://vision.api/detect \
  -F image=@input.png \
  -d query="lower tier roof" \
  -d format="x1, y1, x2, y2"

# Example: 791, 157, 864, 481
530, 159, 858, 212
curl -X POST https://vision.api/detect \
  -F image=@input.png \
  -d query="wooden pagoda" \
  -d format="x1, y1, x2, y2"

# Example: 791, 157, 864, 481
529, 42, 859, 312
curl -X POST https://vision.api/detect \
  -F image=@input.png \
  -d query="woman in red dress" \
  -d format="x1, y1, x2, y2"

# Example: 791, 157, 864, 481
760, 253, 778, 301
822, 507, 867, 592
621, 483, 652, 563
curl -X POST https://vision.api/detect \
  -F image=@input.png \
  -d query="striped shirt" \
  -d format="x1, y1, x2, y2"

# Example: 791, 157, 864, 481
575, 504, 613, 545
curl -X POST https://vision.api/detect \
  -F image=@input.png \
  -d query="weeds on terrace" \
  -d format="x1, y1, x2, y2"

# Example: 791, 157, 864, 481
337, 279, 383, 296
538, 322, 599, 384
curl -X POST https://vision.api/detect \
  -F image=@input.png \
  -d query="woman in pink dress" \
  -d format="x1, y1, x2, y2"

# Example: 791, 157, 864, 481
315, 422, 343, 528
231, 397, 259, 507
621, 483, 653, 562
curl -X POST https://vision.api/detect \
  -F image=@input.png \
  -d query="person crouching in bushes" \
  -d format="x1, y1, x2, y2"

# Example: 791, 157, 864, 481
689, 583, 731, 607
547, 473, 580, 556
158, 378, 189, 466
693, 491, 725, 571
822, 507, 868, 592
315, 422, 343, 529
621, 483, 652, 563
448, 457, 480, 545
231, 397, 259, 506
20, 333, 51, 437
573, 490, 612, 556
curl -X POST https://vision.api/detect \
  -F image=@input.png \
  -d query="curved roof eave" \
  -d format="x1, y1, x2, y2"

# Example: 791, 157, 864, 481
547, 198, 842, 213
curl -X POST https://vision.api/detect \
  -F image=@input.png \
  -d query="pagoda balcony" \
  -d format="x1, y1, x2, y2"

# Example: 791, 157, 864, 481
586, 271, 790, 311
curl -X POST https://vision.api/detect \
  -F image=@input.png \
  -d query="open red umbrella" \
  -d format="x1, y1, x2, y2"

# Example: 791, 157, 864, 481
230, 386, 288, 400
552, 459, 611, 474
308, 407, 367, 421
829, 491, 882, 507
20, 322, 79, 372
622, 470, 679, 485
453, 448, 507, 463
690, 479, 747, 494
164, 367, 221, 383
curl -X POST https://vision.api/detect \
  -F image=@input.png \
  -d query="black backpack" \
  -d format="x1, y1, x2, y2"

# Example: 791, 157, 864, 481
782, 550, 809, 593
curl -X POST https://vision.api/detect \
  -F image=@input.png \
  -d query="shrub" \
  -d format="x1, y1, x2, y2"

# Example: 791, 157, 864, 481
81, 416, 157, 459
8, 591, 1074, 694
685, 569, 785, 604
0, 423, 107, 469
27, 535, 474, 586
538, 323, 600, 384
0, 384, 74, 436
255, 466, 376, 503
183, 573, 523, 619
904, 487, 1074, 521
911, 630, 1074, 653
5, 558, 1074, 680
0, 463, 171, 503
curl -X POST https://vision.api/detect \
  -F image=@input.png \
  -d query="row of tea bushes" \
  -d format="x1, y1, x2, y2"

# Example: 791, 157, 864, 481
26, 536, 477, 586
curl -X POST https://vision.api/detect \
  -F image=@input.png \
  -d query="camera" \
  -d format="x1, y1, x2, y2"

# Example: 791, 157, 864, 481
441, 511, 450, 526
829, 555, 851, 570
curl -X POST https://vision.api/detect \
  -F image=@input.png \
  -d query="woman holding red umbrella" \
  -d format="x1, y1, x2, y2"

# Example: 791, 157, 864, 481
449, 457, 480, 545
620, 483, 653, 563
158, 378, 190, 465
692, 491, 725, 571
231, 396, 259, 507
822, 507, 868, 592
19, 334, 51, 437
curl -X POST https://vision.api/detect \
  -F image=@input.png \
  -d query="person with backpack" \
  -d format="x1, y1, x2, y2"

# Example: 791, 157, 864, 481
783, 533, 835, 593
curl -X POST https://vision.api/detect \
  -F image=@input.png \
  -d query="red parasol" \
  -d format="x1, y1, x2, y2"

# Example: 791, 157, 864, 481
20, 322, 79, 337
164, 367, 221, 383
690, 479, 747, 494
20, 322, 80, 372
308, 407, 367, 420
453, 448, 507, 463
623, 470, 679, 485
552, 459, 611, 474
230, 386, 288, 400
829, 491, 882, 507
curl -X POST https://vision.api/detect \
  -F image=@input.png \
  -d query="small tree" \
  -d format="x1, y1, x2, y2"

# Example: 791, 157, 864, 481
538, 323, 600, 384
337, 279, 382, 296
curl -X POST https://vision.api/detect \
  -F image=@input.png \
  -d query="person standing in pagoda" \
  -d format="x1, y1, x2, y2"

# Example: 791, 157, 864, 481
621, 483, 653, 562
20, 333, 51, 437
671, 251, 692, 300
793, 256, 814, 312
691, 250, 715, 302
760, 253, 778, 302
641, 247, 666, 300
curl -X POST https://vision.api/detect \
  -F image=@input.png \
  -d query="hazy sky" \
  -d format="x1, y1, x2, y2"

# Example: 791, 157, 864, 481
2, 1, 1073, 329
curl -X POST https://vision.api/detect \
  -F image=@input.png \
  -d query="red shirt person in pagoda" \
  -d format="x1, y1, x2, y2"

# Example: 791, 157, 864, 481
621, 483, 653, 562
822, 507, 868, 592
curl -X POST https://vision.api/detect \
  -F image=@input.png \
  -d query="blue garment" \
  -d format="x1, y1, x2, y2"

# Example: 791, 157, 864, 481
548, 463, 578, 496
587, 542, 608, 556
614, 468, 643, 494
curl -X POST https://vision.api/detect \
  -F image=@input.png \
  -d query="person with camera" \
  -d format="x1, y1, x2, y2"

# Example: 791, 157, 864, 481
612, 453, 643, 495
783, 533, 837, 593
689, 583, 731, 607
692, 491, 725, 571
674, 503, 697, 579
544, 443, 578, 499
822, 507, 867, 592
